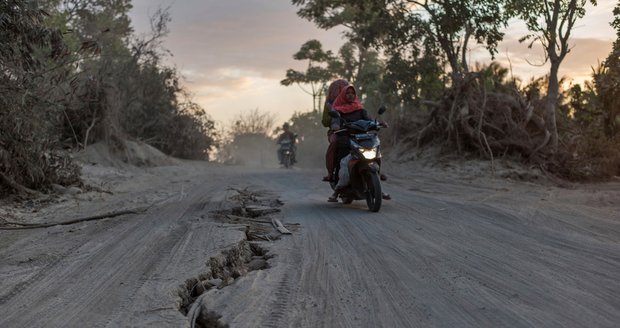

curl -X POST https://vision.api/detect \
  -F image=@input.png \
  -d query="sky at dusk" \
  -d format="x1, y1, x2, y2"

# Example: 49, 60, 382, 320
129, 0, 617, 127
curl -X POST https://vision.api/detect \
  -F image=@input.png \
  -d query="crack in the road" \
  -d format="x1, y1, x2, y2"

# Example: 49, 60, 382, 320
177, 187, 287, 328
178, 240, 270, 327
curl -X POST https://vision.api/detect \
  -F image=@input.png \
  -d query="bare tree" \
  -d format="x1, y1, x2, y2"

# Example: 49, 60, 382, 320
508, 0, 597, 151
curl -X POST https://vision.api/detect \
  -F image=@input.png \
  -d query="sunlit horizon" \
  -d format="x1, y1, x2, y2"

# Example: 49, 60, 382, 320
129, 0, 616, 128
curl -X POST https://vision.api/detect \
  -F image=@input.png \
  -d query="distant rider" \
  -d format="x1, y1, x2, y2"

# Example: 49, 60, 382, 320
277, 122, 297, 165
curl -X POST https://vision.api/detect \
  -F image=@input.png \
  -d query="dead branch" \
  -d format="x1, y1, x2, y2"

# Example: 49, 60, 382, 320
0, 207, 148, 230
477, 86, 488, 158
83, 113, 98, 149
418, 71, 552, 161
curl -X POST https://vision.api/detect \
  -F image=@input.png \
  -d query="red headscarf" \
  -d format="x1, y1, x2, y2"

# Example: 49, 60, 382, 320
332, 85, 364, 114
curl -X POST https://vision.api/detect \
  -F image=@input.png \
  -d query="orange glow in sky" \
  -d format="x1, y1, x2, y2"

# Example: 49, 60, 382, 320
130, 0, 616, 127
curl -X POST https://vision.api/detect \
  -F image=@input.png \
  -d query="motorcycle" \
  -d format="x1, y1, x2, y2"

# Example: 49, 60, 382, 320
329, 107, 387, 212
278, 136, 296, 168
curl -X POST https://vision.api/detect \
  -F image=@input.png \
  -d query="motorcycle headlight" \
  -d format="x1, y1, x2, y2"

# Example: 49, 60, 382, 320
361, 148, 377, 159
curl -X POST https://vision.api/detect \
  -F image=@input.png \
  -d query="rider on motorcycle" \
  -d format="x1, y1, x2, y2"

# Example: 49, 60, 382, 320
277, 122, 297, 165
327, 85, 390, 202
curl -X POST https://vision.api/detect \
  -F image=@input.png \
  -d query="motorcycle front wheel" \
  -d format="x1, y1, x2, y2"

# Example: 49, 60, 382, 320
283, 154, 291, 168
364, 171, 382, 212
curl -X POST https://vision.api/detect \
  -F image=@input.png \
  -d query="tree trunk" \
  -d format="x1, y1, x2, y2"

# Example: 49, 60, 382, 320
545, 60, 560, 151
355, 43, 367, 98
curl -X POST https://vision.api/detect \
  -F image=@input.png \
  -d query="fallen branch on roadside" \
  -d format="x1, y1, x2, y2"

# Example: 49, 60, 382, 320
271, 218, 291, 234
0, 207, 148, 230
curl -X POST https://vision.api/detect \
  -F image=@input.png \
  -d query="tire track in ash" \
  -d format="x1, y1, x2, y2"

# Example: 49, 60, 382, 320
244, 169, 343, 327
261, 248, 303, 328
237, 168, 620, 327
382, 181, 620, 327
252, 168, 476, 327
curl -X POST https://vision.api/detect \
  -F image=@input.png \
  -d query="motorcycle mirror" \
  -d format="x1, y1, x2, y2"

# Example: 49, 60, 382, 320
378, 106, 387, 115
328, 110, 341, 118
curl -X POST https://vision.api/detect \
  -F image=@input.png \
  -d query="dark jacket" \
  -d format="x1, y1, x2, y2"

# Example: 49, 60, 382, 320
277, 131, 296, 144
331, 108, 371, 130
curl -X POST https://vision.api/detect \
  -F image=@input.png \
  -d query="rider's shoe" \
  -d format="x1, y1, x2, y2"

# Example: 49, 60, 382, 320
382, 192, 391, 200
322, 175, 332, 182
327, 191, 339, 202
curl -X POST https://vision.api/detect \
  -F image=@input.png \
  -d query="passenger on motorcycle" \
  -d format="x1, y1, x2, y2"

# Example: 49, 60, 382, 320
277, 122, 297, 166
322, 79, 349, 182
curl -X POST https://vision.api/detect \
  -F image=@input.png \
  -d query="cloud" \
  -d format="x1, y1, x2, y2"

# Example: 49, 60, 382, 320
186, 67, 258, 103
130, 0, 346, 123
132, 0, 345, 78
130, 0, 617, 124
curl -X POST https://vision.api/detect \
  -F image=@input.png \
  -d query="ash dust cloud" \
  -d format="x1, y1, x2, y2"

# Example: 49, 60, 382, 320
218, 129, 328, 170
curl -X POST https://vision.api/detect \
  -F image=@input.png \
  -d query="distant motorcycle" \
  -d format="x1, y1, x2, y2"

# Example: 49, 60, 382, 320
278, 136, 296, 168
329, 107, 387, 212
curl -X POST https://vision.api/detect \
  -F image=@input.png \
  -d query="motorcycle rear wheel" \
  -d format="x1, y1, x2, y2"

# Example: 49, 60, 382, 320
364, 172, 382, 212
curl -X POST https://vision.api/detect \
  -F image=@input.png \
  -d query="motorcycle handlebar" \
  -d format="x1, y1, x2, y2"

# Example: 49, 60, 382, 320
332, 123, 387, 134
334, 122, 388, 133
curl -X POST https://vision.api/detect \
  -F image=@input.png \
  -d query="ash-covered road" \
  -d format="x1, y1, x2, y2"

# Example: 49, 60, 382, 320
1, 163, 619, 327
204, 166, 620, 328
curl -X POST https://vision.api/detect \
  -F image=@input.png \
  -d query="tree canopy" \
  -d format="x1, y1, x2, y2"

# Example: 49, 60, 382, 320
287, 0, 619, 180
